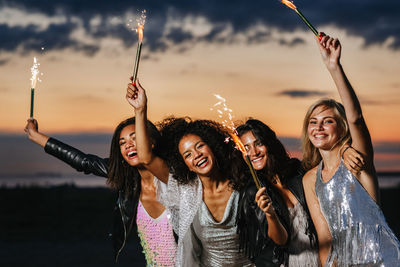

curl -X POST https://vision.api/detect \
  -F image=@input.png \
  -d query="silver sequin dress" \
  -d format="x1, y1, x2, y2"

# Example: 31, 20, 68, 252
315, 160, 400, 266
156, 174, 254, 267
190, 191, 254, 266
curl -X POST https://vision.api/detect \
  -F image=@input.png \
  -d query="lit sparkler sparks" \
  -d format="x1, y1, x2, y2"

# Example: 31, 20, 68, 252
131, 10, 147, 84
210, 94, 235, 130
280, 0, 320, 38
210, 94, 261, 189
29, 57, 41, 118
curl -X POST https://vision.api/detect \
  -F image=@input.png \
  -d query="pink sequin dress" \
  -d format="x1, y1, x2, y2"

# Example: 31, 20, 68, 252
136, 200, 177, 266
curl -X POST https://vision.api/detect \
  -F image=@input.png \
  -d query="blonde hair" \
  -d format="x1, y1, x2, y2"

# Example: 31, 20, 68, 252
301, 99, 351, 171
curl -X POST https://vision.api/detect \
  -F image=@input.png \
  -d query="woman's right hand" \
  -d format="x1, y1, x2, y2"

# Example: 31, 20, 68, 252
342, 145, 366, 177
126, 78, 147, 113
255, 187, 276, 218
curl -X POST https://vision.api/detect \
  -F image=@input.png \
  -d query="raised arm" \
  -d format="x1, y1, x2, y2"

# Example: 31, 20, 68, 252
317, 34, 373, 159
126, 81, 169, 184
317, 34, 379, 201
24, 118, 108, 178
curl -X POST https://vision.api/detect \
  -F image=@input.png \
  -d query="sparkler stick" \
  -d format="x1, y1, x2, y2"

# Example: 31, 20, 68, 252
29, 57, 40, 118
132, 25, 143, 84
131, 11, 146, 84
280, 0, 321, 39
211, 94, 262, 189
230, 133, 262, 189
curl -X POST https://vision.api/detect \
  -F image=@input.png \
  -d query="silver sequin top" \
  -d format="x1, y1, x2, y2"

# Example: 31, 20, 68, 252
190, 191, 254, 266
315, 159, 400, 266
156, 174, 254, 267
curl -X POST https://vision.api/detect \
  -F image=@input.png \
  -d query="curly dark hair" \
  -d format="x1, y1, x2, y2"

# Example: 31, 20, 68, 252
158, 117, 248, 191
236, 119, 302, 185
107, 117, 161, 197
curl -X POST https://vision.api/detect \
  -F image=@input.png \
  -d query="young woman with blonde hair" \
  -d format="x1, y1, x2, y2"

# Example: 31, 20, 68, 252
302, 33, 400, 266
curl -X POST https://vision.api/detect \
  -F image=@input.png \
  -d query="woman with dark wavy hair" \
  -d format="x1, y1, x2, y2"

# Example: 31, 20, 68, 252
25, 115, 177, 266
126, 82, 288, 266
236, 119, 320, 266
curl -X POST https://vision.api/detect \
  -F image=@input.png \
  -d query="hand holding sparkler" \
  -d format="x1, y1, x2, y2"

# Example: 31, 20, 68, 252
255, 187, 277, 218
24, 118, 49, 147
317, 33, 342, 71
255, 186, 288, 245
126, 78, 147, 113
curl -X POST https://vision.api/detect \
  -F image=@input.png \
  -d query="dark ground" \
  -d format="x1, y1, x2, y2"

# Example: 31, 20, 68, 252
0, 186, 146, 267
1, 185, 399, 266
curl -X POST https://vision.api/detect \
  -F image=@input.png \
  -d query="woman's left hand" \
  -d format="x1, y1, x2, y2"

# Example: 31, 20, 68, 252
317, 32, 341, 70
255, 187, 276, 218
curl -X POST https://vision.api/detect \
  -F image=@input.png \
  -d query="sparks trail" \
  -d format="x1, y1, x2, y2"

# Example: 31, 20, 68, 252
209, 94, 261, 189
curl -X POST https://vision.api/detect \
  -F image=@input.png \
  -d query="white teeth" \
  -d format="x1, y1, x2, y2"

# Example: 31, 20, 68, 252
128, 151, 137, 157
252, 157, 262, 162
197, 158, 207, 167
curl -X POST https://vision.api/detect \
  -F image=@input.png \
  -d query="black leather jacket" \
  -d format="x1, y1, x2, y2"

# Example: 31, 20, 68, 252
44, 137, 144, 263
237, 160, 317, 267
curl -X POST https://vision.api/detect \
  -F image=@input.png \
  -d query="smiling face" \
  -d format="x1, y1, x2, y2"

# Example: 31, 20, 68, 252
178, 134, 215, 177
119, 124, 140, 166
240, 131, 268, 171
307, 105, 342, 150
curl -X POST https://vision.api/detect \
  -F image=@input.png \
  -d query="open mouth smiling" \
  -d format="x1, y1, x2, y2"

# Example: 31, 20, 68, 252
196, 158, 208, 167
127, 150, 137, 159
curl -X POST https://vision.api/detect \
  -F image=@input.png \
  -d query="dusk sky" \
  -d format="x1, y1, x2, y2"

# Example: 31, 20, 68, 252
1, 0, 399, 172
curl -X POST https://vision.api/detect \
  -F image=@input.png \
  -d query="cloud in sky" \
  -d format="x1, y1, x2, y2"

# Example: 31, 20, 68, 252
1, 0, 399, 57
0, 58, 9, 65
277, 89, 328, 98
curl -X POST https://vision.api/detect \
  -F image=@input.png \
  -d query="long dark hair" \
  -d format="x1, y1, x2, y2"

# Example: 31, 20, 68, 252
158, 117, 248, 191
236, 119, 301, 185
107, 117, 161, 196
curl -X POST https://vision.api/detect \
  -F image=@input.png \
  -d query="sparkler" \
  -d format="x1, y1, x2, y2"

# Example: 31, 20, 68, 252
231, 132, 262, 189
280, 0, 321, 39
211, 94, 262, 189
131, 10, 146, 84
29, 57, 40, 118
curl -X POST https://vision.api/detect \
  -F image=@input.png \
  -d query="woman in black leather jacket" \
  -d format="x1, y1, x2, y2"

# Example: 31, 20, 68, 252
236, 119, 320, 266
24, 117, 177, 265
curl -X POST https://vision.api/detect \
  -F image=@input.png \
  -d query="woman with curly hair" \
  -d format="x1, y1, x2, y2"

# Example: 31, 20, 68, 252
302, 34, 400, 266
236, 119, 320, 266
24, 115, 177, 266
126, 82, 288, 266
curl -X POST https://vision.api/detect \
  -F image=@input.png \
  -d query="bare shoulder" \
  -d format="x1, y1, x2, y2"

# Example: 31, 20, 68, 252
302, 167, 318, 187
